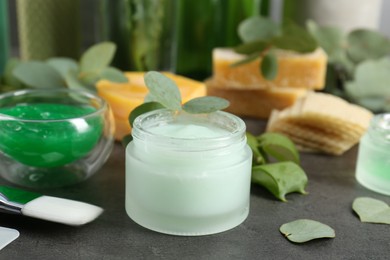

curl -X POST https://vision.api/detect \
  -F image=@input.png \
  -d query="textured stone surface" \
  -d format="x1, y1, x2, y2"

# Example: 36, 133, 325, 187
1, 119, 389, 259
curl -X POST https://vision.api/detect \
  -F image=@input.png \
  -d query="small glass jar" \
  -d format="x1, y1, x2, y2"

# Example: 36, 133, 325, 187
0, 89, 115, 188
356, 113, 390, 195
125, 109, 252, 236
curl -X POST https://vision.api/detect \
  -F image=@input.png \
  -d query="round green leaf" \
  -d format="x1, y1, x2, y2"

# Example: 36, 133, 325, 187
345, 57, 390, 111
246, 132, 265, 165
182, 96, 230, 114
13, 61, 66, 88
280, 219, 335, 243
261, 52, 278, 80
352, 197, 390, 224
80, 42, 116, 73
128, 101, 165, 127
121, 134, 133, 148
47, 58, 78, 78
65, 69, 91, 90
306, 20, 346, 63
144, 71, 182, 111
347, 29, 390, 63
272, 21, 318, 53
257, 132, 300, 164
100, 67, 128, 83
238, 16, 280, 43
251, 162, 307, 202
234, 40, 269, 55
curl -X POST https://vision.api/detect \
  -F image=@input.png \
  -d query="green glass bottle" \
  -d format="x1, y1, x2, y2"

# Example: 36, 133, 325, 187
175, 0, 269, 80
0, 0, 9, 74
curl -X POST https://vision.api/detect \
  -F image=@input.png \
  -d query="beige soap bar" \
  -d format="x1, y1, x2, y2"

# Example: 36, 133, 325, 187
211, 48, 327, 90
266, 92, 373, 155
206, 80, 307, 119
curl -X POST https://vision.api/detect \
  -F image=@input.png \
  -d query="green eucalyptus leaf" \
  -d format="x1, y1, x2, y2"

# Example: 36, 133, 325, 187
234, 40, 269, 55
347, 29, 390, 64
261, 52, 278, 80
252, 162, 307, 201
272, 21, 317, 53
122, 134, 133, 148
13, 61, 66, 88
238, 16, 280, 43
100, 67, 128, 83
352, 197, 390, 224
280, 219, 335, 243
128, 101, 165, 127
257, 132, 300, 164
246, 132, 265, 165
65, 69, 91, 90
80, 41, 116, 73
345, 57, 390, 111
78, 71, 100, 87
144, 71, 182, 111
47, 58, 78, 78
182, 96, 230, 114
306, 20, 346, 63
230, 52, 260, 68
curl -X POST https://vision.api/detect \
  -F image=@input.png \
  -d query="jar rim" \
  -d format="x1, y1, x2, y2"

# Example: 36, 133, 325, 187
132, 109, 246, 151
0, 88, 107, 123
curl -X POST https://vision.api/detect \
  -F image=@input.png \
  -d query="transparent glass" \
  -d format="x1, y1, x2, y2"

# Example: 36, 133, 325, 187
356, 113, 390, 195
126, 109, 252, 236
0, 89, 115, 188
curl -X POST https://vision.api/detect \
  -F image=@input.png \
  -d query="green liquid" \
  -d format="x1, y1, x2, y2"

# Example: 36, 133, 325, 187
0, 103, 103, 168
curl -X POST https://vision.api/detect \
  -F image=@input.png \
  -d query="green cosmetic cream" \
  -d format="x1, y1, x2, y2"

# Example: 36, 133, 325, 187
0, 103, 103, 167
356, 113, 390, 195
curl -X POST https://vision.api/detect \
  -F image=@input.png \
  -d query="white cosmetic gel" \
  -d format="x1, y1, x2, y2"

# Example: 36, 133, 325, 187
126, 109, 252, 236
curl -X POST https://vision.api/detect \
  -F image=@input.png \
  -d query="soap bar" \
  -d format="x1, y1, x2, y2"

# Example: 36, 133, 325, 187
266, 92, 373, 155
211, 48, 327, 90
206, 80, 307, 119
96, 72, 206, 140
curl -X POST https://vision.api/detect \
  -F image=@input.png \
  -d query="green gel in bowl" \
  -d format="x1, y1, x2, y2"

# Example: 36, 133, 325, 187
0, 103, 103, 168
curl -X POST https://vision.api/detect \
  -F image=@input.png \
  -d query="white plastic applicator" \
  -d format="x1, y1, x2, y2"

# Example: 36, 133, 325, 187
0, 186, 103, 226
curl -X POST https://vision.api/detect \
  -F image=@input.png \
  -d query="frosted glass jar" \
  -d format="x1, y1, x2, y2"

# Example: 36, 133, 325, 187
356, 113, 390, 195
125, 109, 252, 236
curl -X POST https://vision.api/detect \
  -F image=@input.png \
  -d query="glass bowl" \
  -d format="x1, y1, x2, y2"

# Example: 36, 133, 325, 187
0, 88, 115, 188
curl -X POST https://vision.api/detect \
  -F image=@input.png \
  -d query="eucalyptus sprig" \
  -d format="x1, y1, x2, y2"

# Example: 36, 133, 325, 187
0, 42, 127, 92
122, 71, 230, 145
247, 132, 308, 202
232, 16, 318, 80
307, 20, 390, 112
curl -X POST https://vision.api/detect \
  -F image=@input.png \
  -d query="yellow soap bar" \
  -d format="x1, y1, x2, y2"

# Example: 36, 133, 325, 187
211, 48, 327, 90
96, 72, 206, 140
206, 80, 307, 119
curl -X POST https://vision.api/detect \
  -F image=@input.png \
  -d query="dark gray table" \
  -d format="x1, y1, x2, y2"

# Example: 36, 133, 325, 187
1, 119, 390, 260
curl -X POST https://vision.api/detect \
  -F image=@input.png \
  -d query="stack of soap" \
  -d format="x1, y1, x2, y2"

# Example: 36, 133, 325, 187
266, 92, 373, 155
206, 48, 328, 118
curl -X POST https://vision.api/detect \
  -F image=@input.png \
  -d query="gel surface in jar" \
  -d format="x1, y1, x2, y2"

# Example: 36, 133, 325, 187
356, 113, 390, 195
125, 109, 252, 236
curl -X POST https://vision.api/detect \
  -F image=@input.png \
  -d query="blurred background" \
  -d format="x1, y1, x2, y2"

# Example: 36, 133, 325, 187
2, 0, 390, 80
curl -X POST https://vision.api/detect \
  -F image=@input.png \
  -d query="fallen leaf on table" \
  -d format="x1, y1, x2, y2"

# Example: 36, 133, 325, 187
352, 197, 390, 224
280, 219, 335, 243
